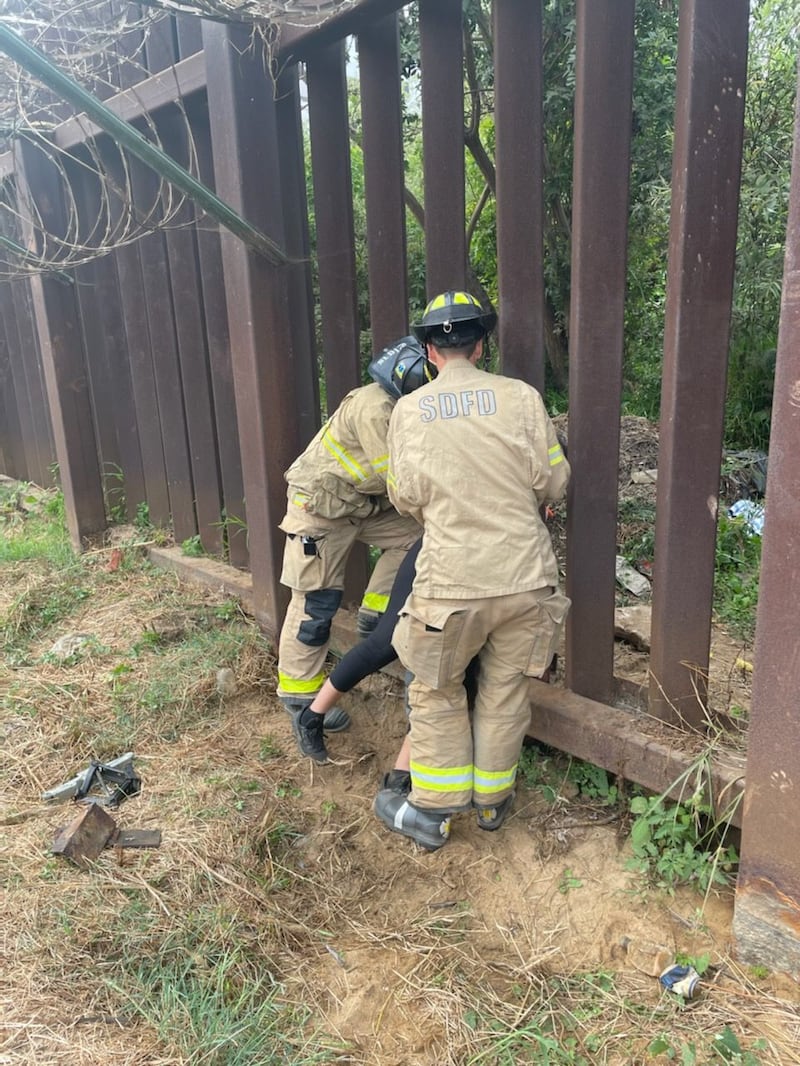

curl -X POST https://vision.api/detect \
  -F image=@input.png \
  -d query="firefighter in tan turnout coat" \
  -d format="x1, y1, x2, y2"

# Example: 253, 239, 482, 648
374, 292, 571, 850
276, 338, 433, 741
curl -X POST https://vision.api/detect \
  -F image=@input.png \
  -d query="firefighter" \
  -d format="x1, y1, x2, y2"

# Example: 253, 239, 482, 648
374, 291, 571, 850
277, 336, 435, 745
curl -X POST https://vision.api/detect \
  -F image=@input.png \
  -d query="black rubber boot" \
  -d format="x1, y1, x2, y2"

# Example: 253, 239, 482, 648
373, 789, 452, 850
474, 792, 515, 831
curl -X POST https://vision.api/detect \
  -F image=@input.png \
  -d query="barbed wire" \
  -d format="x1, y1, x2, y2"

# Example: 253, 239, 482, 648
132, 0, 356, 27
0, 0, 342, 279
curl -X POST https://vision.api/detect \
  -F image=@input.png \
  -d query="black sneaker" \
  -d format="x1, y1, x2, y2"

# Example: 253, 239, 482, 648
382, 769, 412, 795
281, 698, 351, 733
291, 707, 328, 763
475, 792, 515, 831
373, 789, 451, 850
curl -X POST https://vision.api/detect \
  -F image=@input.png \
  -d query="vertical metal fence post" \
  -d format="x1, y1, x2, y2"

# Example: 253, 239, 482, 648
565, 0, 635, 703
14, 136, 106, 548
203, 23, 313, 630
306, 40, 361, 412
358, 14, 410, 349
648, 0, 749, 727
733, 59, 800, 979
494, 0, 545, 389
419, 0, 465, 295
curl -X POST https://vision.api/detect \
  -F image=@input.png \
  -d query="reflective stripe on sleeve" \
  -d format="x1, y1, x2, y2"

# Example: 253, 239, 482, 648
473, 764, 518, 797
410, 760, 473, 792
292, 491, 311, 508
321, 428, 367, 482
371, 453, 389, 474
361, 592, 389, 612
278, 671, 326, 694
548, 443, 565, 466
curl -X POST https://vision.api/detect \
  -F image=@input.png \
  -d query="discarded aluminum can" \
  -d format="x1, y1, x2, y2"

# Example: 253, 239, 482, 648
659, 964, 700, 999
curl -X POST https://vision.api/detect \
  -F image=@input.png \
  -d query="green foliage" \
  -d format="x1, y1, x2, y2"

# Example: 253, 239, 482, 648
628, 790, 739, 894
518, 748, 622, 808
105, 623, 260, 741
180, 534, 205, 558
617, 497, 657, 563
0, 486, 74, 568
558, 868, 583, 895
713, 513, 762, 640
103, 463, 127, 524
567, 759, 618, 805
3, 572, 91, 654
134, 500, 151, 530
106, 912, 341, 1064
648, 1027, 767, 1064
351, 0, 793, 442
464, 1009, 592, 1065
726, 0, 798, 449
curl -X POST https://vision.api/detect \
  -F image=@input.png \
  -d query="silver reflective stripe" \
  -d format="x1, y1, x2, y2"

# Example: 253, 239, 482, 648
394, 801, 410, 830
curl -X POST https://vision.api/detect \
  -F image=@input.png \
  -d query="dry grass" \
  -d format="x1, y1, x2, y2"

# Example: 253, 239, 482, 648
2, 489, 799, 1065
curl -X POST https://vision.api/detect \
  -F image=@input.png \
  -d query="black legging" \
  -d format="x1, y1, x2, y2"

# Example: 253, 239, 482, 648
328, 538, 421, 691
328, 537, 479, 709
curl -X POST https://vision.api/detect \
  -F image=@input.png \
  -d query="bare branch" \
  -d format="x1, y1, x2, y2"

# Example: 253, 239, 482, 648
466, 180, 490, 248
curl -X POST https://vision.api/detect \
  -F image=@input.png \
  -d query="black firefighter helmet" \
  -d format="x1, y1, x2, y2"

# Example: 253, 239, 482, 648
412, 290, 497, 349
367, 335, 437, 399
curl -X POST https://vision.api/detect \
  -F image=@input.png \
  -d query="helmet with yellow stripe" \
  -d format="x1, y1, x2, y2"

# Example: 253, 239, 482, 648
412, 291, 497, 349
367, 335, 437, 399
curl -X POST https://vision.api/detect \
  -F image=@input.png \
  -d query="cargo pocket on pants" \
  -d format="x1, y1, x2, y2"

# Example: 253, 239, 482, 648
524, 590, 571, 677
393, 603, 468, 689
279, 532, 325, 590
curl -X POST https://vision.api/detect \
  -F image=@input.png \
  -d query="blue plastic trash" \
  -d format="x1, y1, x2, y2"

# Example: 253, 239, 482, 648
729, 499, 765, 537
659, 964, 701, 999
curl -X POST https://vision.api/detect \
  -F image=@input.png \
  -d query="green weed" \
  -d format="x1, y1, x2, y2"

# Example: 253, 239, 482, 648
105, 913, 343, 1064
259, 736, 282, 760
628, 789, 739, 894
567, 759, 618, 805
133, 500, 153, 531
98, 621, 266, 745
0, 487, 74, 568
181, 534, 205, 557
2, 574, 92, 652
617, 497, 657, 563
713, 513, 761, 640
558, 868, 583, 895
103, 463, 127, 523
649, 1027, 767, 1064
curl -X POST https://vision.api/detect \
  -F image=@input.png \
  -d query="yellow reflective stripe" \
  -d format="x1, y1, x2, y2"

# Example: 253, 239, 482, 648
371, 453, 389, 473
387, 470, 397, 490
410, 760, 473, 791
361, 592, 389, 612
473, 764, 518, 796
292, 491, 311, 507
321, 428, 367, 482
548, 444, 565, 467
278, 671, 326, 694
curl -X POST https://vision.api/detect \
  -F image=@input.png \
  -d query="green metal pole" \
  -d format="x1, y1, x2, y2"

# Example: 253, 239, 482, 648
0, 23, 288, 266
0, 231, 73, 281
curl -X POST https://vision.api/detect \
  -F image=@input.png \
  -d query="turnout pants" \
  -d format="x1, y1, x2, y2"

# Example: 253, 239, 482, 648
392, 587, 570, 812
277, 500, 420, 700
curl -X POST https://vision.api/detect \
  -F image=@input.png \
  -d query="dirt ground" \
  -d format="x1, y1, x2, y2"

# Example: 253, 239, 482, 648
5, 661, 797, 1065
2, 424, 798, 1064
